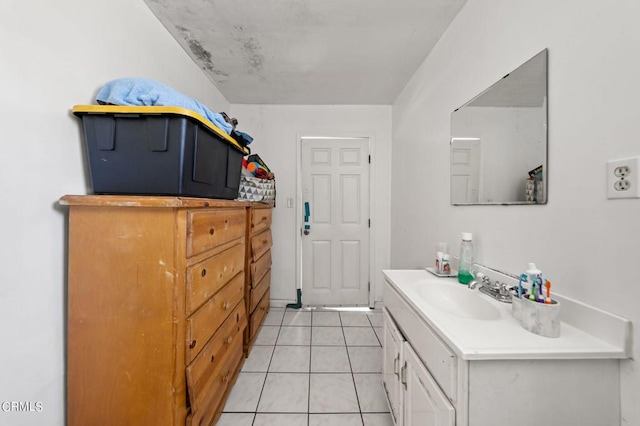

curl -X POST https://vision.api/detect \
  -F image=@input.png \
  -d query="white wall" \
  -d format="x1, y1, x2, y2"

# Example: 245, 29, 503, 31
229, 105, 392, 305
0, 1, 229, 425
391, 0, 640, 424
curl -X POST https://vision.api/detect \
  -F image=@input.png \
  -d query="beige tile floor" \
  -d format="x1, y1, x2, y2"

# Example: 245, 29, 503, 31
218, 307, 392, 426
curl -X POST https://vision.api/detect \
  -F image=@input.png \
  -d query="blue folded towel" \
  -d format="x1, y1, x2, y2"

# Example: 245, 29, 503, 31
96, 78, 233, 134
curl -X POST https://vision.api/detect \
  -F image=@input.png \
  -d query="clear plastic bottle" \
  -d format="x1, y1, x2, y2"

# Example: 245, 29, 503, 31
457, 232, 474, 284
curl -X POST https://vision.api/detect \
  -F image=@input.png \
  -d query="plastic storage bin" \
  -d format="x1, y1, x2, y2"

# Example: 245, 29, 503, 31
73, 105, 248, 200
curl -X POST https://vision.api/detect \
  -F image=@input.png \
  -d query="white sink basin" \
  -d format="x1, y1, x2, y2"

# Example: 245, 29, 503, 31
414, 279, 500, 320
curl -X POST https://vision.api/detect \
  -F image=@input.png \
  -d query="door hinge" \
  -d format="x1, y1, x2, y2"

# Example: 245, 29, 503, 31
368, 155, 371, 164
368, 281, 371, 292
368, 219, 371, 228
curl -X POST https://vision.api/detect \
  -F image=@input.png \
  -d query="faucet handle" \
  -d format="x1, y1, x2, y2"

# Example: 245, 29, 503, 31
468, 272, 491, 290
476, 272, 491, 284
499, 282, 514, 297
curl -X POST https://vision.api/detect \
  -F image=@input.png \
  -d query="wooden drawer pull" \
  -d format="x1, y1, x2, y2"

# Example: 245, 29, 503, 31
201, 268, 207, 277
261, 216, 267, 221
189, 340, 197, 349
209, 227, 215, 235
225, 336, 233, 344
210, 355, 215, 363
262, 239, 267, 245
223, 301, 231, 310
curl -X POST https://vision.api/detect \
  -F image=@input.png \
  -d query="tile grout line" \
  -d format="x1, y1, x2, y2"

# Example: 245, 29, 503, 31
340, 312, 367, 426
250, 309, 284, 425
307, 310, 313, 426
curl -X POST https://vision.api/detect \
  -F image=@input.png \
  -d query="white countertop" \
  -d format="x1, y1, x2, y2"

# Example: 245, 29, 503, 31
383, 269, 630, 361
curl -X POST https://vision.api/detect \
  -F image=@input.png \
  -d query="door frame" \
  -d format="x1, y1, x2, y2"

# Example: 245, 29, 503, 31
295, 132, 376, 308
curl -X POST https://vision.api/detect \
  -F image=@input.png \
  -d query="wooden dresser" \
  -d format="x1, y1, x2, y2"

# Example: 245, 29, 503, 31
244, 204, 273, 355
61, 195, 249, 426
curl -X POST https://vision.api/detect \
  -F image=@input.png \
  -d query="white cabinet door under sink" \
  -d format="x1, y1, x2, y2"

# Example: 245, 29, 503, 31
383, 309, 404, 425
403, 342, 455, 426
383, 309, 455, 426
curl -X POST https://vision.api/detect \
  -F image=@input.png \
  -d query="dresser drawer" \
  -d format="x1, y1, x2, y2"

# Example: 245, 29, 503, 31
250, 270, 271, 313
186, 273, 244, 363
250, 208, 272, 235
186, 302, 246, 413
250, 292, 270, 341
250, 249, 272, 286
187, 209, 245, 257
186, 332, 244, 426
250, 229, 272, 261
186, 243, 245, 314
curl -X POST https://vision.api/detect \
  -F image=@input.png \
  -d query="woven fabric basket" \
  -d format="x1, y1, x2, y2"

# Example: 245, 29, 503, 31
237, 175, 276, 202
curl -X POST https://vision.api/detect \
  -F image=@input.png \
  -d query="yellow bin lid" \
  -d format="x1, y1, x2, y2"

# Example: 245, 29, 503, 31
72, 105, 248, 154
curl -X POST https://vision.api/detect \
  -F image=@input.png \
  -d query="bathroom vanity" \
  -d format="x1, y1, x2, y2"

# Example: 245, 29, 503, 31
382, 269, 631, 426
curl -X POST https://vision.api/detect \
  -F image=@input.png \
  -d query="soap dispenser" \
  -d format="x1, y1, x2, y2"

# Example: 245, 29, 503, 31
457, 232, 474, 284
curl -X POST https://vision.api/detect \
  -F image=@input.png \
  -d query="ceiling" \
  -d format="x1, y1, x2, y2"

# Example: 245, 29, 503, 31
144, 0, 467, 105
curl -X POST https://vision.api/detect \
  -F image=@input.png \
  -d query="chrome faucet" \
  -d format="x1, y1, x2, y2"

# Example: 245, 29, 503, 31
468, 272, 514, 303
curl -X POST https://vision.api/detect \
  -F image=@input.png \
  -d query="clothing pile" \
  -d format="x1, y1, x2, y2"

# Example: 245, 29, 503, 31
220, 112, 254, 149
96, 78, 256, 149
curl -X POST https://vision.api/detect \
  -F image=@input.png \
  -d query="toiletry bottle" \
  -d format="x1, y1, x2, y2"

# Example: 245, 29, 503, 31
526, 263, 541, 298
457, 232, 474, 284
435, 242, 448, 273
441, 253, 451, 274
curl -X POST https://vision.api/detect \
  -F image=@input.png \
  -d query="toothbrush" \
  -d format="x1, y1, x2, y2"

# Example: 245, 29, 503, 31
529, 280, 536, 301
544, 280, 552, 304
537, 276, 546, 303
518, 274, 527, 299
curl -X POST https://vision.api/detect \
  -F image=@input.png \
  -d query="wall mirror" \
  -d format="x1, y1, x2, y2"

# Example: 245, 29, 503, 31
450, 49, 547, 205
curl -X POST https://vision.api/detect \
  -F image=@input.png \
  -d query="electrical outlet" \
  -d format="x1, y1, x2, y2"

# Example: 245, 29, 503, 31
614, 166, 630, 178
607, 157, 640, 199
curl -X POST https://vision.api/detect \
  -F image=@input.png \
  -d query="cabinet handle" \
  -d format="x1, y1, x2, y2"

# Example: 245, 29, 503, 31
393, 355, 399, 378
209, 227, 215, 235
189, 340, 197, 349
223, 301, 231, 310
225, 336, 233, 344
401, 361, 407, 390
201, 269, 207, 277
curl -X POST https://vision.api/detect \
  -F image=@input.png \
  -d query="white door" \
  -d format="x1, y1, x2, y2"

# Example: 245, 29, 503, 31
402, 342, 455, 426
383, 309, 404, 425
301, 137, 370, 306
450, 138, 480, 204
